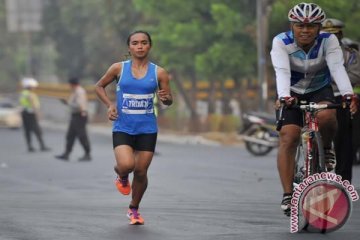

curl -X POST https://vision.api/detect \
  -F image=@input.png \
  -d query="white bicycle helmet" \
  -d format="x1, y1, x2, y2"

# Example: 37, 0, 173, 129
288, 3, 326, 24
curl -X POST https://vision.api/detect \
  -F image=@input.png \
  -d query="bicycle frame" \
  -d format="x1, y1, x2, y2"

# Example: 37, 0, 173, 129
300, 102, 326, 179
277, 101, 344, 184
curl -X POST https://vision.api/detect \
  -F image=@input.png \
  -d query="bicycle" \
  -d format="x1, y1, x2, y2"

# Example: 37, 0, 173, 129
276, 98, 357, 233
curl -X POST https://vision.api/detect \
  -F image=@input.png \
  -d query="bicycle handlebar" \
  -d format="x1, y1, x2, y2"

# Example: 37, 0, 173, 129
298, 102, 343, 110
276, 100, 351, 131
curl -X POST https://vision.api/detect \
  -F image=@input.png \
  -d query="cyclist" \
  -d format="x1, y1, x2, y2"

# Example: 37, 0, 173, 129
95, 30, 173, 225
322, 18, 360, 182
270, 3, 358, 216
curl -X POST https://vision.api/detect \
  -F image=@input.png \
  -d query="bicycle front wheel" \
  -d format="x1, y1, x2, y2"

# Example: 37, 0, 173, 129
294, 142, 305, 184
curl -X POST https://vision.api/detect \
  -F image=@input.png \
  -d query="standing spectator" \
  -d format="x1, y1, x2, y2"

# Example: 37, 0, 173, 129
55, 77, 91, 161
19, 77, 50, 152
322, 18, 360, 182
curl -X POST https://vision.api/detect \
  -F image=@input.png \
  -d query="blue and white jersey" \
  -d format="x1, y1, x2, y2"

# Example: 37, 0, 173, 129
270, 31, 353, 98
113, 60, 158, 134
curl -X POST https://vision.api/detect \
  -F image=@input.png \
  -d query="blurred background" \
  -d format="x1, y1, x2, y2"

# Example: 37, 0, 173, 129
1, 0, 360, 133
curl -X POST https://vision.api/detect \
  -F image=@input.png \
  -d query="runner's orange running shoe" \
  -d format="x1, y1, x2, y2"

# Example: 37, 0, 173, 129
115, 176, 131, 195
127, 208, 145, 225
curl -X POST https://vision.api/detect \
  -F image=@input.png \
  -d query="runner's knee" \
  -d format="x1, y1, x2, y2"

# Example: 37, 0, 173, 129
133, 169, 147, 179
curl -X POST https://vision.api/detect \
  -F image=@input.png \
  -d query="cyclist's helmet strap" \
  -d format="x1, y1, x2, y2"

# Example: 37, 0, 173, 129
288, 2, 326, 24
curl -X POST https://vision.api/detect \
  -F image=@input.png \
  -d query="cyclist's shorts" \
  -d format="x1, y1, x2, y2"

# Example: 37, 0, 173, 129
113, 131, 157, 152
277, 85, 335, 127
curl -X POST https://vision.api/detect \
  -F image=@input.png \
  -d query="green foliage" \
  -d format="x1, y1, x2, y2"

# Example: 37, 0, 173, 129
134, 0, 257, 82
0, 1, 23, 90
41, 0, 143, 82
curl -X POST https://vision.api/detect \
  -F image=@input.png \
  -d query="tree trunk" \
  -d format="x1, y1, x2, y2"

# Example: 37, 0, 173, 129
221, 80, 232, 115
208, 79, 216, 115
171, 71, 200, 131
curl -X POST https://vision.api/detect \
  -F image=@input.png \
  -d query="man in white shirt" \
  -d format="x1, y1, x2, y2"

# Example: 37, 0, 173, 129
55, 77, 91, 161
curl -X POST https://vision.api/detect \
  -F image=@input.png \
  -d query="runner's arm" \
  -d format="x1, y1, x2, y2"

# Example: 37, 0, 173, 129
95, 63, 121, 120
157, 67, 173, 106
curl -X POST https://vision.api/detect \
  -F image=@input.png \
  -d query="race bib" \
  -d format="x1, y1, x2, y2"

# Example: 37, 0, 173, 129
121, 93, 154, 114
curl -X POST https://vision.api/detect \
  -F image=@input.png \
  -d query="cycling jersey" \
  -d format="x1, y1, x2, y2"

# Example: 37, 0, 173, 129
113, 60, 158, 134
271, 31, 354, 98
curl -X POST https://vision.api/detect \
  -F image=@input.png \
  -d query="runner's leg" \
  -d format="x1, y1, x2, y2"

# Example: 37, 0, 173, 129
130, 151, 153, 208
114, 145, 135, 177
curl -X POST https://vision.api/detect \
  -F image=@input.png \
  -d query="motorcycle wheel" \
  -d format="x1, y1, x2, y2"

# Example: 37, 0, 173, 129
244, 128, 274, 156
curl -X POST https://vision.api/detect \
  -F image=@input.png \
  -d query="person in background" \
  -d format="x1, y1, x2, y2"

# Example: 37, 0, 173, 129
342, 37, 360, 51
55, 77, 91, 161
19, 77, 51, 152
322, 18, 360, 182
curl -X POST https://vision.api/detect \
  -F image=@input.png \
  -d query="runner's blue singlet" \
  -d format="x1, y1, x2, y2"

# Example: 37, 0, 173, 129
113, 60, 158, 134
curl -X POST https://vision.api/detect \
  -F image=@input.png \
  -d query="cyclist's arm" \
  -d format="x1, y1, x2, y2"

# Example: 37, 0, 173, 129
325, 34, 354, 96
270, 37, 291, 98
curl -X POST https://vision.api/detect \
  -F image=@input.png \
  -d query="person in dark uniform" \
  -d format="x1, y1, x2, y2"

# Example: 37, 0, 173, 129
19, 78, 50, 152
322, 18, 360, 182
55, 77, 91, 161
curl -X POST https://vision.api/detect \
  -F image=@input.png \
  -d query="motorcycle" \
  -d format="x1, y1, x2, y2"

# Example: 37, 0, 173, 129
239, 111, 279, 156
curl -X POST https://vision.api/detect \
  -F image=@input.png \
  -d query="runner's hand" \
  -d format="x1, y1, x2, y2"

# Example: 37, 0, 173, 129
157, 89, 172, 102
107, 104, 118, 121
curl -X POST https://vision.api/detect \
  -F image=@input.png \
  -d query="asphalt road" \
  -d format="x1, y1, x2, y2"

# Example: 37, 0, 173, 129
0, 127, 359, 240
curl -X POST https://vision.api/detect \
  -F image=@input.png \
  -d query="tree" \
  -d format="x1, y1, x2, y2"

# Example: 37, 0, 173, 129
133, 0, 258, 130
41, 0, 143, 82
0, 0, 27, 91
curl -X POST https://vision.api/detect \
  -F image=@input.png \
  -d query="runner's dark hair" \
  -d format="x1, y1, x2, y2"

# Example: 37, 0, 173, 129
127, 30, 152, 46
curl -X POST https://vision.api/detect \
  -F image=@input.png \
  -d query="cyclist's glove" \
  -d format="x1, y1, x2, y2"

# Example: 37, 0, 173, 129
279, 96, 297, 107
343, 93, 359, 105
343, 94, 359, 114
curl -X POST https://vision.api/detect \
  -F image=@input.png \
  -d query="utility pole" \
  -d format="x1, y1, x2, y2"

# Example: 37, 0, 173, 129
256, 0, 267, 111
256, 0, 274, 111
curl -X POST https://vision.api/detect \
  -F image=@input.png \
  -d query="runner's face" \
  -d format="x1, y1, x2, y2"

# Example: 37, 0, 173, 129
128, 33, 151, 59
292, 23, 321, 47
